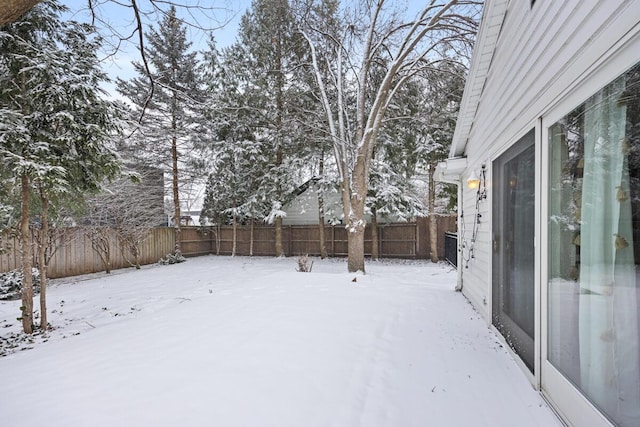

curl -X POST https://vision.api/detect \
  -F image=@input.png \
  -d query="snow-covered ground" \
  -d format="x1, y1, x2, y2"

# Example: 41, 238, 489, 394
0, 256, 560, 426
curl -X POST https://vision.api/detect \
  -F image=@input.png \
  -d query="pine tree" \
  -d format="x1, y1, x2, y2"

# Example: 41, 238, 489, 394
116, 5, 205, 255
237, 0, 305, 257
0, 0, 120, 333
200, 38, 270, 255
415, 61, 467, 261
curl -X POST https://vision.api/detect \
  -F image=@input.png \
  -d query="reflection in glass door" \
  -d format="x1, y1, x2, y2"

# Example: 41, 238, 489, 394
493, 130, 536, 372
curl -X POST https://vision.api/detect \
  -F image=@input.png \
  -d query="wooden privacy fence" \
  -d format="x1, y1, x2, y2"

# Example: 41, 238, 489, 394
0, 227, 175, 279
180, 216, 457, 259
0, 216, 456, 279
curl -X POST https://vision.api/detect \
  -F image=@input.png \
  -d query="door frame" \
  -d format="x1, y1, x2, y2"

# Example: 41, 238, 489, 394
483, 124, 542, 388
491, 129, 537, 375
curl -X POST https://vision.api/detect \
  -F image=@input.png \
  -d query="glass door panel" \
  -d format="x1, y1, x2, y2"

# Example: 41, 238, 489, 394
493, 130, 536, 372
546, 62, 640, 426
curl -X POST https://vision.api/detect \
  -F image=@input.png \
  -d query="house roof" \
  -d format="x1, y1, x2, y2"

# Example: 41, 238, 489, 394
449, 0, 509, 158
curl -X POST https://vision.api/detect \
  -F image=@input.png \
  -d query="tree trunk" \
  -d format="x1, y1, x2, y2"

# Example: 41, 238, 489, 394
249, 217, 254, 257
133, 245, 141, 269
273, 19, 285, 259
428, 162, 439, 262
0, 0, 40, 26
20, 173, 33, 334
347, 227, 365, 273
370, 207, 379, 260
232, 204, 237, 257
38, 192, 48, 330
103, 237, 112, 274
171, 89, 181, 254
429, 214, 439, 263
274, 216, 284, 257
172, 134, 181, 254
318, 157, 327, 259
346, 157, 367, 273
215, 224, 221, 255
318, 195, 327, 259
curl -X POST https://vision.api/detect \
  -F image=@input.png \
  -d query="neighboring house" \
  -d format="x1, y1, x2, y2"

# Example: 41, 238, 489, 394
281, 179, 343, 226
179, 211, 201, 226
436, 1, 640, 426
281, 179, 412, 225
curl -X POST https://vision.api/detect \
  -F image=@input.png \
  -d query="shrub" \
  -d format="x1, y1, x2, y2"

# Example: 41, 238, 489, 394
0, 268, 41, 301
159, 250, 186, 265
296, 254, 313, 272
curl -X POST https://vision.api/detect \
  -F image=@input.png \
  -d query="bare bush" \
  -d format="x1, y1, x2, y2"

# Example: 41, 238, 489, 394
296, 254, 313, 273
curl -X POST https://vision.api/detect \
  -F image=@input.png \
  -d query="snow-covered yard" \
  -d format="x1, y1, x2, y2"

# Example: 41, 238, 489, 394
0, 256, 560, 426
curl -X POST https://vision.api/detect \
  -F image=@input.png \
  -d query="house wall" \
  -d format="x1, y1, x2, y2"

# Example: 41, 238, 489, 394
459, 0, 640, 320
456, 0, 640, 425
281, 185, 403, 225
281, 185, 342, 225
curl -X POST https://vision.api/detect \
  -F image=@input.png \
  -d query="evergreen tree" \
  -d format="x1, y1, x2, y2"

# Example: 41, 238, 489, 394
201, 138, 268, 256
415, 61, 467, 261
116, 5, 205, 255
287, 0, 345, 258
238, 0, 306, 257
200, 38, 270, 254
0, 0, 120, 333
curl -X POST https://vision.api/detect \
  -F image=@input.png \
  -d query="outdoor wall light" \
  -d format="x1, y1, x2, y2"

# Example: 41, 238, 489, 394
467, 171, 480, 189
461, 163, 487, 269
467, 164, 488, 200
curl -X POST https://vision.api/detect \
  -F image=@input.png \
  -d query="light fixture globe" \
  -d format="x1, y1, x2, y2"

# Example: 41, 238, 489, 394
467, 171, 480, 189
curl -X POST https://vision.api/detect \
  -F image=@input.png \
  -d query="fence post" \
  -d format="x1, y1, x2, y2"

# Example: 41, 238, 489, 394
331, 225, 335, 256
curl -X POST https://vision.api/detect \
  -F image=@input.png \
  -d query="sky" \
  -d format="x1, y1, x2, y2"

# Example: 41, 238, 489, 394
0, 256, 562, 426
58, 0, 425, 97
60, 0, 252, 95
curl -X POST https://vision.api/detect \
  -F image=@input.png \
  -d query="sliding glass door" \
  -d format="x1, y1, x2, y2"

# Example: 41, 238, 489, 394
493, 130, 536, 373
546, 61, 640, 426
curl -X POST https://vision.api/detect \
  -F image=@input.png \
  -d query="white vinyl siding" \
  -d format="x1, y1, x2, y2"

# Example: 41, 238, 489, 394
455, 0, 640, 425
459, 0, 640, 323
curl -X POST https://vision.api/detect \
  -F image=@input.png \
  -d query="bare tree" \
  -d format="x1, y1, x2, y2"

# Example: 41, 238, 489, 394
300, 0, 479, 272
83, 167, 164, 271
81, 201, 114, 274
112, 169, 165, 269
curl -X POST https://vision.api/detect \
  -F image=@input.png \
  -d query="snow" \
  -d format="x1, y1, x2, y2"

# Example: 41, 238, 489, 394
0, 256, 560, 426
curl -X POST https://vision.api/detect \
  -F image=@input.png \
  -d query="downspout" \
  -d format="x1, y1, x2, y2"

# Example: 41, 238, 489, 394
454, 182, 463, 291
434, 157, 467, 292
